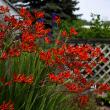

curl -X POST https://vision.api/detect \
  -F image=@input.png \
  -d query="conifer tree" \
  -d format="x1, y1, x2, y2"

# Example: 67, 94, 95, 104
10, 0, 80, 20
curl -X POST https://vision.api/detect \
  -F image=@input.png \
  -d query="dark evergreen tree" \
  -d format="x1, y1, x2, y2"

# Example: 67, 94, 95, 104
10, 0, 80, 19
59, 0, 80, 19
9, 0, 81, 28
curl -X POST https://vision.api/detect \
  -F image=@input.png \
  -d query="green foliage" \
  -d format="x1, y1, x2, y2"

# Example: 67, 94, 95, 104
0, 51, 71, 110
60, 14, 110, 39
78, 14, 110, 38
97, 92, 110, 106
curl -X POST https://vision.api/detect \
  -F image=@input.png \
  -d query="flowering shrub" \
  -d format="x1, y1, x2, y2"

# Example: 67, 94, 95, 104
0, 6, 109, 110
40, 42, 108, 106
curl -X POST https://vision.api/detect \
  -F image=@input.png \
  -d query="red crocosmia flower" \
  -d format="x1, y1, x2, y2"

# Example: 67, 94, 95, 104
39, 51, 51, 61
0, 32, 5, 39
0, 6, 9, 13
34, 11, 44, 18
0, 51, 8, 60
13, 74, 26, 83
79, 95, 89, 106
4, 81, 12, 86
13, 73, 34, 84
27, 43, 36, 53
54, 16, 61, 25
8, 48, 21, 57
85, 68, 93, 75
21, 32, 35, 43
35, 22, 44, 31
48, 73, 55, 79
55, 39, 61, 45
60, 57, 66, 64
4, 15, 10, 22
36, 31, 45, 38
63, 71, 71, 79
44, 37, 51, 44
4, 15, 20, 28
25, 11, 35, 22
0, 100, 14, 110
80, 78, 87, 85
61, 30, 68, 37
95, 83, 110, 94
19, 7, 27, 17
8, 49, 15, 57
35, 22, 46, 38
91, 61, 96, 67
58, 48, 65, 56
10, 16, 18, 25
65, 83, 79, 92
73, 68, 80, 74
73, 31, 78, 36
15, 50, 21, 57
47, 59, 55, 66
21, 42, 36, 53
0, 23, 7, 31
44, 29, 51, 35
25, 75, 34, 84
48, 73, 64, 84
100, 57, 108, 63
95, 47, 101, 53
23, 19, 32, 26
70, 27, 78, 36
48, 73, 58, 82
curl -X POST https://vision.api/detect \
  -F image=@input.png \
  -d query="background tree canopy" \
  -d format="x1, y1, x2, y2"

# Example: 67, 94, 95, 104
10, 0, 81, 20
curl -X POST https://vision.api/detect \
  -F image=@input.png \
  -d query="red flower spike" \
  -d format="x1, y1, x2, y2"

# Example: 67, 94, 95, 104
0, 23, 7, 31
80, 78, 87, 85
55, 39, 61, 45
4, 16, 10, 22
61, 30, 68, 37
101, 57, 108, 63
0, 6, 9, 13
0, 100, 14, 110
70, 27, 78, 36
79, 95, 89, 106
63, 71, 71, 79
34, 11, 44, 18
54, 16, 61, 25
39, 51, 51, 61
48, 73, 58, 82
44, 37, 51, 44
19, 7, 27, 17
0, 51, 8, 60
13, 73, 34, 84
95, 83, 110, 94
23, 19, 32, 26
8, 48, 21, 57
0, 32, 5, 39
85, 68, 93, 75
48, 72, 66, 84
4, 81, 12, 86
25, 75, 34, 84
21, 32, 35, 43
65, 83, 79, 92
73, 68, 80, 74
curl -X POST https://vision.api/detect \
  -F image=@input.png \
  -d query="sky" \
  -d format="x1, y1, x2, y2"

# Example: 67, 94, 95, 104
75, 0, 110, 21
